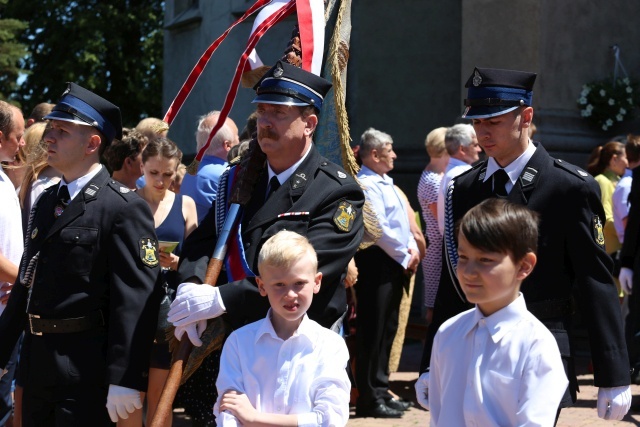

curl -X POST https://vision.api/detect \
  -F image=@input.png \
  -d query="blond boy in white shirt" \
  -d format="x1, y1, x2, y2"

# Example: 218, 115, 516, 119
214, 230, 350, 427
424, 198, 568, 426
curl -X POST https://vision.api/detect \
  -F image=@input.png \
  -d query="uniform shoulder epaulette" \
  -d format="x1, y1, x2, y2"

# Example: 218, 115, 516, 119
319, 159, 352, 184
106, 180, 137, 201
228, 155, 242, 166
553, 158, 590, 181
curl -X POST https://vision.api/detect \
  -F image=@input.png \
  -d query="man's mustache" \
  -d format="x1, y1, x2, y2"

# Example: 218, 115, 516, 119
258, 129, 279, 140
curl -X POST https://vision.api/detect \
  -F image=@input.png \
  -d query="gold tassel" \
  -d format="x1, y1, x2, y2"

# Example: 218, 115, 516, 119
327, 0, 380, 247
167, 319, 227, 384
152, 121, 170, 135
186, 159, 200, 176
356, 177, 383, 249
328, 0, 359, 178
241, 65, 272, 88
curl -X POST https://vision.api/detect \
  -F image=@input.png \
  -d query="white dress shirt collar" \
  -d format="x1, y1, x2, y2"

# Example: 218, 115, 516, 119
256, 309, 316, 346
464, 293, 528, 343
446, 157, 470, 172
484, 140, 537, 185
267, 145, 312, 186
60, 164, 103, 201
358, 164, 393, 185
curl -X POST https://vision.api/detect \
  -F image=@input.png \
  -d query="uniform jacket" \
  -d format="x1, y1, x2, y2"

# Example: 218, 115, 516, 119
423, 143, 629, 401
178, 145, 365, 329
0, 167, 162, 391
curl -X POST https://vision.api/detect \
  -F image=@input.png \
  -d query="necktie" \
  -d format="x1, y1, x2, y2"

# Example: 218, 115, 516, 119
54, 185, 70, 218
492, 169, 509, 198
266, 176, 281, 200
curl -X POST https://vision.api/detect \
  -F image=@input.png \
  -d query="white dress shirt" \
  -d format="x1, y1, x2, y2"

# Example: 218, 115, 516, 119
0, 169, 23, 315
214, 310, 350, 427
437, 158, 473, 234
612, 168, 633, 243
429, 294, 568, 427
357, 165, 417, 268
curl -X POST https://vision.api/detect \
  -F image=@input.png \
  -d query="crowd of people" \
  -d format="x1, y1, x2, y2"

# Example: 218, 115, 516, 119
0, 61, 637, 427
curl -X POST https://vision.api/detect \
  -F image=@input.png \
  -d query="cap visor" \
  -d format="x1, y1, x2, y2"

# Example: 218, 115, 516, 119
462, 105, 519, 120
252, 93, 309, 107
43, 111, 93, 127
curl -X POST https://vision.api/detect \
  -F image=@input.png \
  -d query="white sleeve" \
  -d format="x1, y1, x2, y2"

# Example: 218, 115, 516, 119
298, 335, 351, 427
515, 332, 569, 426
214, 332, 244, 426
363, 184, 412, 268
437, 175, 448, 235
612, 180, 631, 220
428, 331, 443, 426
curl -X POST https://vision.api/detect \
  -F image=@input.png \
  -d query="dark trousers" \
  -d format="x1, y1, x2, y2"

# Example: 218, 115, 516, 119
22, 382, 110, 427
626, 276, 640, 373
0, 340, 19, 426
354, 246, 404, 408
20, 332, 111, 427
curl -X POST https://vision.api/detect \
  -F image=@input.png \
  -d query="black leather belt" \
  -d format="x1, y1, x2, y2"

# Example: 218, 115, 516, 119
28, 311, 104, 335
527, 299, 573, 320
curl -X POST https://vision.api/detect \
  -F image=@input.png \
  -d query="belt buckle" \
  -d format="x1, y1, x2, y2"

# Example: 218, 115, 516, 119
28, 314, 42, 336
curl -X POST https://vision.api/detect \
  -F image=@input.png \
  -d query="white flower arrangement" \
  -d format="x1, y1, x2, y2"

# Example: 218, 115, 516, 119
577, 77, 638, 131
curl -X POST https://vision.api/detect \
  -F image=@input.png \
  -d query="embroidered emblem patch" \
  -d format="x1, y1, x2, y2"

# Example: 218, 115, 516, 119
119, 186, 130, 193
333, 201, 356, 232
593, 216, 605, 248
337, 171, 347, 179
139, 238, 159, 267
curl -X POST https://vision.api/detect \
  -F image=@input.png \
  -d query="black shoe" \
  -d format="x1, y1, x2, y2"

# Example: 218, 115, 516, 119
385, 398, 412, 411
355, 403, 403, 418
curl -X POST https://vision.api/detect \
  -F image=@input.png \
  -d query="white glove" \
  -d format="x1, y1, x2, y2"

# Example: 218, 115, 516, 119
415, 371, 430, 410
619, 267, 634, 295
597, 385, 631, 420
106, 384, 142, 422
174, 319, 208, 347
167, 283, 226, 327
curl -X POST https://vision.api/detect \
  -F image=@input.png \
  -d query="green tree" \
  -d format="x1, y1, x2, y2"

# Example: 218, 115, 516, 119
3, 0, 164, 126
0, 0, 27, 102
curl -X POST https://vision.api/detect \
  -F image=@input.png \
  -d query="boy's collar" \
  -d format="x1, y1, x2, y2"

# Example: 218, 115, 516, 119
465, 294, 528, 343
256, 308, 315, 344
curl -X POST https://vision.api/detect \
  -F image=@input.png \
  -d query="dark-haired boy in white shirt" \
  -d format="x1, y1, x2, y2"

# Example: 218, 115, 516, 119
425, 198, 568, 426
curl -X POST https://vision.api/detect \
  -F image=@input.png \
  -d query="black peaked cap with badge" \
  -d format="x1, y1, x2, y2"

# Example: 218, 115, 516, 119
253, 60, 332, 110
463, 67, 537, 119
45, 82, 123, 143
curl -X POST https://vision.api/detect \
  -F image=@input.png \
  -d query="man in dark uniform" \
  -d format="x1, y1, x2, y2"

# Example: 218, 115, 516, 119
166, 61, 364, 424
169, 60, 364, 335
619, 161, 640, 382
0, 83, 162, 426
416, 67, 631, 421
